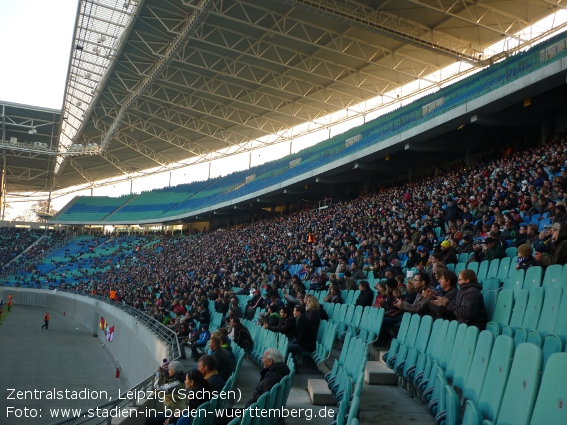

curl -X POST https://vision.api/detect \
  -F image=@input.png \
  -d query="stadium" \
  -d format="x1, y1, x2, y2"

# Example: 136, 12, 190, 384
1, 1, 567, 425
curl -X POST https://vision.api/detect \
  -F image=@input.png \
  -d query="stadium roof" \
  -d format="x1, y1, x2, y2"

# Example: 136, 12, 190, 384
2, 0, 565, 194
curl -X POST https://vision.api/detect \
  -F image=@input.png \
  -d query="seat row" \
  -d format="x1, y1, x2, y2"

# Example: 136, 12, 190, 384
241, 319, 289, 367
382, 312, 567, 425
484, 286, 567, 366
323, 303, 384, 345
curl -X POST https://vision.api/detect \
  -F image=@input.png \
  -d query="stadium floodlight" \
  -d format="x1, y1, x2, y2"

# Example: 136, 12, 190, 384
28, 127, 37, 135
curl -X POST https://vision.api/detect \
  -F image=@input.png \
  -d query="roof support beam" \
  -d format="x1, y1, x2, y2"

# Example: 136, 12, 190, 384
404, 0, 525, 42
69, 157, 95, 185
276, 0, 482, 64
100, 0, 217, 151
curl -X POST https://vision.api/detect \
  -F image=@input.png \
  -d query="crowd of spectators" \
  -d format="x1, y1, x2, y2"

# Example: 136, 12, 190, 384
7, 132, 567, 359
0, 228, 47, 268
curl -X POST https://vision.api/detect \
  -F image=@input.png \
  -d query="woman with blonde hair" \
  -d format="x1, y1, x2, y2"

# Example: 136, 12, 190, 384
305, 295, 321, 335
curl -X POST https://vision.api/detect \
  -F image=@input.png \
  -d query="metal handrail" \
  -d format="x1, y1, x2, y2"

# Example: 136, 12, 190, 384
47, 292, 181, 425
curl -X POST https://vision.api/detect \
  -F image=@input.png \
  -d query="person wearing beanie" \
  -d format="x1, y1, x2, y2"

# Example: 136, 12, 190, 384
146, 360, 185, 425
440, 239, 458, 264
515, 244, 540, 270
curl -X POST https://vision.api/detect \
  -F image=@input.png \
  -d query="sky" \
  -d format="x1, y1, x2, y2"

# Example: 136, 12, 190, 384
0, 0, 78, 109
1, 1, 567, 221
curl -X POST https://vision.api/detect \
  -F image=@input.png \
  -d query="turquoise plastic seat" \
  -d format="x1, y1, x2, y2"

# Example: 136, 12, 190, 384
542, 264, 563, 290
477, 261, 490, 282
462, 330, 495, 405
501, 289, 529, 337
529, 353, 567, 425
493, 343, 543, 425
483, 290, 498, 322
553, 289, 567, 346
486, 259, 500, 279
439, 320, 459, 370
536, 287, 562, 336
523, 266, 543, 291
477, 335, 515, 422
497, 257, 511, 282
502, 268, 524, 295
486, 289, 514, 333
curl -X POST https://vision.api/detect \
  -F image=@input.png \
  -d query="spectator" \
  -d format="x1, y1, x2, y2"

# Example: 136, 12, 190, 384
209, 333, 235, 381
245, 348, 290, 407
189, 324, 210, 361
535, 222, 567, 266
197, 355, 225, 392
431, 269, 488, 330
230, 317, 254, 351
288, 305, 316, 365
515, 244, 540, 270
427, 270, 458, 320
174, 369, 213, 425
146, 360, 185, 425
355, 280, 373, 307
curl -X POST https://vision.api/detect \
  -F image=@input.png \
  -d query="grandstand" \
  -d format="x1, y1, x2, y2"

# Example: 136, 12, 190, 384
3, 2, 567, 425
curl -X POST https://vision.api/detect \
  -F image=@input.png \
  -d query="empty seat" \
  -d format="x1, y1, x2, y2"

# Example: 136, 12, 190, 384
542, 264, 563, 290
529, 353, 567, 425
496, 257, 511, 282
536, 287, 562, 336
493, 343, 543, 425
502, 268, 524, 294
523, 266, 543, 292
477, 335, 515, 422
483, 290, 498, 322
486, 289, 514, 337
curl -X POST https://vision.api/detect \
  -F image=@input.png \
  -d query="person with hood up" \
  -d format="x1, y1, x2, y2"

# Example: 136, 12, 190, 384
535, 222, 567, 267
431, 269, 488, 330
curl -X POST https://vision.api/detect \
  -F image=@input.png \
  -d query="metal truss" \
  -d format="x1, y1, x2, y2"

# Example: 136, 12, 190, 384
403, 0, 536, 43
275, 0, 483, 63
98, 0, 218, 151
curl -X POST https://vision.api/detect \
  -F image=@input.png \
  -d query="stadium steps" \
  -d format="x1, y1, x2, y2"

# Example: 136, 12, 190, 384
100, 194, 140, 221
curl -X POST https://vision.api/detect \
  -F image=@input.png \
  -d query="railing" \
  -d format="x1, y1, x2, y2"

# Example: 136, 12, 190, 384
45, 292, 181, 425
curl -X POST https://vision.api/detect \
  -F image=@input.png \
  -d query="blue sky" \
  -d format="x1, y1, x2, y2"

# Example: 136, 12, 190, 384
0, 0, 78, 109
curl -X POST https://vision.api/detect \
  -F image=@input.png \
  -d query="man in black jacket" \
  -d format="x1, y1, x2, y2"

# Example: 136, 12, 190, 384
288, 305, 317, 365
431, 269, 488, 330
245, 348, 290, 408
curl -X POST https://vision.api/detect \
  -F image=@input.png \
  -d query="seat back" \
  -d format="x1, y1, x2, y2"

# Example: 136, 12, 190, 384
523, 266, 543, 292
413, 315, 433, 352
542, 264, 563, 290
483, 290, 498, 322
453, 325, 480, 391
458, 253, 469, 263
491, 289, 514, 327
522, 287, 544, 330
396, 312, 412, 343
542, 334, 565, 370
425, 318, 445, 357
477, 335, 515, 422
537, 287, 562, 336
486, 259, 501, 279
497, 257, 511, 282
430, 320, 449, 363
496, 343, 543, 425
404, 314, 421, 347
482, 277, 501, 293
439, 320, 459, 370
502, 268, 525, 294
455, 263, 466, 275
477, 260, 489, 282
446, 323, 468, 380
462, 330, 495, 404
553, 289, 567, 346
467, 262, 479, 275
529, 352, 567, 425
505, 247, 517, 258
509, 289, 529, 330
